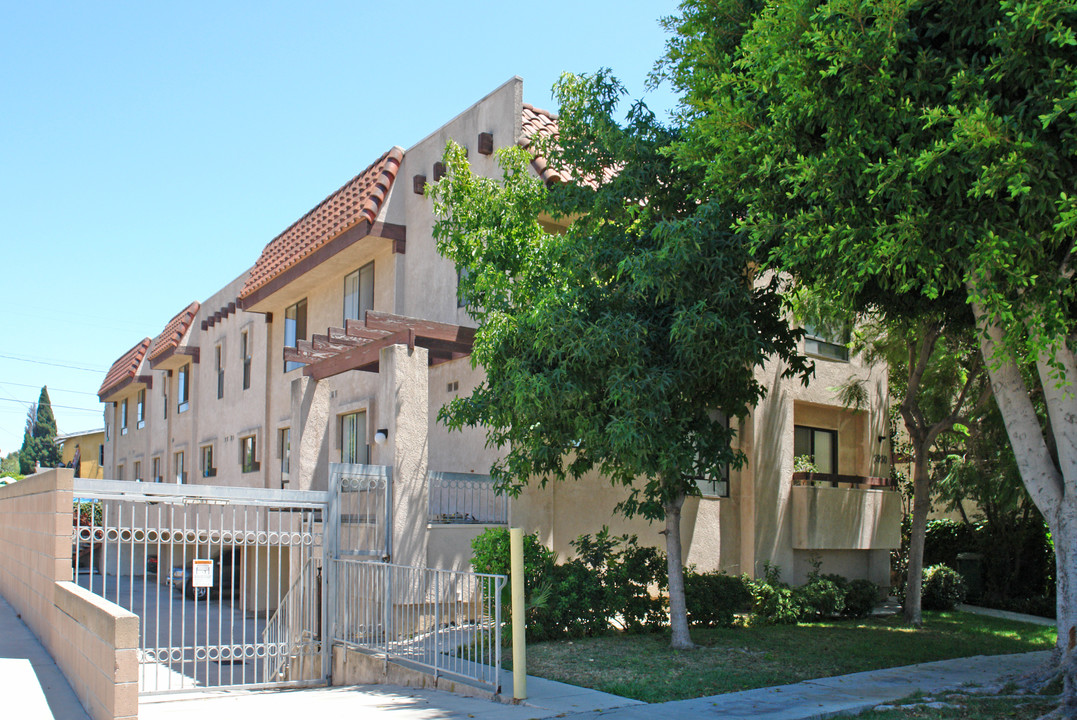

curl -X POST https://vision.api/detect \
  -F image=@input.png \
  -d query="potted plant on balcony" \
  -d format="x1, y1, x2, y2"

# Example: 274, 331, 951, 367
793, 455, 822, 486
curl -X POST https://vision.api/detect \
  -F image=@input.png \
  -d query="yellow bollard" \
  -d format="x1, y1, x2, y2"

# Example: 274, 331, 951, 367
510, 527, 527, 700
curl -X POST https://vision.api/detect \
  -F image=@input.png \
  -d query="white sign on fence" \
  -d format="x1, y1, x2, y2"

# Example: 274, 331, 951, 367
192, 559, 214, 588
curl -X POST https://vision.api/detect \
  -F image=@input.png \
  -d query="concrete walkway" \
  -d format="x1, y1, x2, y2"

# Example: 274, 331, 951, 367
140, 651, 1051, 720
0, 594, 90, 720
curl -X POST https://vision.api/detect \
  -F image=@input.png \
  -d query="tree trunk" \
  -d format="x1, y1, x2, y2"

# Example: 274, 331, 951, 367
664, 491, 694, 650
1052, 502, 1077, 718
904, 448, 931, 626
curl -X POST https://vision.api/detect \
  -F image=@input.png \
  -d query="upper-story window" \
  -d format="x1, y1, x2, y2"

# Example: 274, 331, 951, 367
162, 372, 168, 419
344, 262, 374, 323
152, 456, 161, 482
341, 411, 369, 465
215, 344, 224, 399
177, 364, 190, 413
136, 389, 145, 429
201, 444, 216, 478
241, 330, 252, 390
241, 435, 260, 473
803, 324, 850, 362
120, 399, 128, 435
134, 460, 142, 482
284, 299, 307, 372
794, 425, 838, 475
175, 451, 186, 484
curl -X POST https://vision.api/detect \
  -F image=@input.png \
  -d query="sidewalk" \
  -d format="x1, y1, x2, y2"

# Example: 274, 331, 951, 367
0, 594, 90, 720
141, 650, 1050, 720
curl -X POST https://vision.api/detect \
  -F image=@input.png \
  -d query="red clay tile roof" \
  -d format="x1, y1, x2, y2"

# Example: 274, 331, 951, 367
239, 147, 404, 301
519, 103, 614, 188
148, 301, 200, 362
519, 103, 563, 184
98, 338, 151, 400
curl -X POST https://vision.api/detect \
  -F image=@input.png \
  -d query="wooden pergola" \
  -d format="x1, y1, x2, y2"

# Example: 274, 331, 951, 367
282, 311, 475, 380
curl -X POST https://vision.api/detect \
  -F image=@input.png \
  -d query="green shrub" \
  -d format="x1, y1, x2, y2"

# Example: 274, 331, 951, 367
749, 564, 803, 625
684, 570, 752, 627
922, 564, 967, 610
842, 579, 879, 618
795, 577, 845, 620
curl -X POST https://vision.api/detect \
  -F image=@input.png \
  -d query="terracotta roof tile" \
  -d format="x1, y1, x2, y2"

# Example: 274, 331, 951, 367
519, 103, 563, 184
148, 301, 200, 362
239, 147, 404, 301
98, 338, 151, 400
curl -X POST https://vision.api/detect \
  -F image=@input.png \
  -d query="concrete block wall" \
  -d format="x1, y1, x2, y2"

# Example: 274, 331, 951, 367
0, 469, 139, 720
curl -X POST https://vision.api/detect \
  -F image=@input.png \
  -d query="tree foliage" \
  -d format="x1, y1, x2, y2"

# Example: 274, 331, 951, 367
19, 386, 61, 473
659, 0, 1077, 701
429, 70, 808, 648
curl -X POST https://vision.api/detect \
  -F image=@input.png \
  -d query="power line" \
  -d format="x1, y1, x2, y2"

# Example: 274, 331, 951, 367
0, 397, 102, 414
0, 380, 100, 397
0, 353, 106, 373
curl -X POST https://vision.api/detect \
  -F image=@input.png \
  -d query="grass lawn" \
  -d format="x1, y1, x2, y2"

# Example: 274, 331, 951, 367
517, 611, 1055, 703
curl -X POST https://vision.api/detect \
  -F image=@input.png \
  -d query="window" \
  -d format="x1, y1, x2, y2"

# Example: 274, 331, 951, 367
134, 461, 142, 482
341, 411, 368, 464
803, 324, 850, 362
456, 266, 471, 308
692, 414, 731, 498
215, 344, 224, 399
177, 364, 190, 413
284, 299, 307, 372
116, 464, 124, 481
344, 262, 375, 323
162, 372, 168, 419
241, 435, 260, 473
174, 451, 186, 484
98, 445, 104, 466
136, 389, 145, 429
200, 445, 216, 478
279, 428, 291, 484
241, 330, 251, 390
120, 399, 128, 435
152, 456, 161, 483
794, 425, 838, 475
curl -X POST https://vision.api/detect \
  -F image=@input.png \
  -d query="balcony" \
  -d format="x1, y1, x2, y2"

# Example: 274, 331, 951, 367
791, 477, 901, 551
427, 471, 508, 525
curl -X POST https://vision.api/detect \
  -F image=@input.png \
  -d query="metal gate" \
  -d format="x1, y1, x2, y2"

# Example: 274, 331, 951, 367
72, 479, 331, 694
329, 463, 392, 559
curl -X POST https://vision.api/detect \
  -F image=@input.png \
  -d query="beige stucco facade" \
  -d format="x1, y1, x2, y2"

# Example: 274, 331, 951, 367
99, 77, 901, 587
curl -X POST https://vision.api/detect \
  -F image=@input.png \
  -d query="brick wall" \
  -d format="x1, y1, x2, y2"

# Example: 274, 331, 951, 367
0, 469, 138, 720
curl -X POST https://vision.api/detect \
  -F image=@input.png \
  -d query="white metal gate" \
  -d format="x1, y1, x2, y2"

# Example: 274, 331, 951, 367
72, 479, 331, 694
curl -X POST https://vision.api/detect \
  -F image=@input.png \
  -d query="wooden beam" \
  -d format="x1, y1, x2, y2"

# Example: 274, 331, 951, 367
364, 311, 476, 347
303, 329, 414, 380
344, 319, 394, 340
312, 333, 362, 354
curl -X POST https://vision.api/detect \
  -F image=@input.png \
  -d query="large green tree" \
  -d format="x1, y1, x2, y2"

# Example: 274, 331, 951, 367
19, 386, 62, 473
660, 0, 1077, 703
429, 71, 807, 649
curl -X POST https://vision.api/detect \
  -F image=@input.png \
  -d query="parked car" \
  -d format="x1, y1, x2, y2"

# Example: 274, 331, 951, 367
182, 548, 242, 601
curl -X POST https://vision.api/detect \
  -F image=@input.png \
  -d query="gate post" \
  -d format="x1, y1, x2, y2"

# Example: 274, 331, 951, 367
323, 469, 341, 684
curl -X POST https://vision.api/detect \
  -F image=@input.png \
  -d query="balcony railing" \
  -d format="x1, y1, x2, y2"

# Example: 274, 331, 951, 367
792, 472, 893, 489
427, 471, 508, 525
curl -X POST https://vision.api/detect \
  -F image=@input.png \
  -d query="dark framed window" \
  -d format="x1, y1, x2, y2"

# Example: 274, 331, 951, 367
279, 427, 291, 484
803, 324, 850, 362
241, 330, 251, 390
201, 445, 216, 478
174, 451, 186, 484
177, 364, 190, 413
341, 411, 369, 465
120, 399, 128, 435
134, 461, 142, 482
344, 263, 374, 323
241, 435, 260, 473
284, 299, 307, 372
136, 389, 145, 429
152, 456, 161, 483
215, 344, 224, 399
794, 425, 838, 474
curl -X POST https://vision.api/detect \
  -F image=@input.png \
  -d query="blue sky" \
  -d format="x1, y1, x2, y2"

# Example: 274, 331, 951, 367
0, 1, 681, 457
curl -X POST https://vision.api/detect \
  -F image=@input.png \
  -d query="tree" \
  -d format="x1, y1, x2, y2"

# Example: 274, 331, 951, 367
428, 71, 807, 649
848, 307, 991, 624
660, 0, 1077, 705
0, 451, 20, 477
19, 386, 62, 473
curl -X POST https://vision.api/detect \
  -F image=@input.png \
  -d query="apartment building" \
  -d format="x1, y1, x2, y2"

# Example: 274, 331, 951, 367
98, 77, 900, 587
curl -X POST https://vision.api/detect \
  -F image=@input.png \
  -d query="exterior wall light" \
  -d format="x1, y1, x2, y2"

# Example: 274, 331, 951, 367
374, 429, 388, 445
